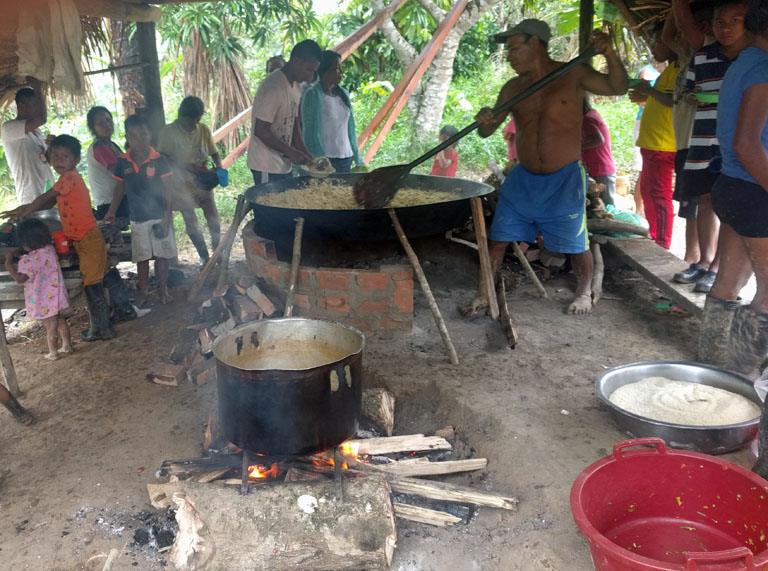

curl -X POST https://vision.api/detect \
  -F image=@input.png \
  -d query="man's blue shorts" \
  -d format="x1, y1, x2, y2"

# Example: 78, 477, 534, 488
489, 161, 589, 254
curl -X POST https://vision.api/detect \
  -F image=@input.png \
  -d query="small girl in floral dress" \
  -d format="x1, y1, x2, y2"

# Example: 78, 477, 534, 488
5, 219, 72, 361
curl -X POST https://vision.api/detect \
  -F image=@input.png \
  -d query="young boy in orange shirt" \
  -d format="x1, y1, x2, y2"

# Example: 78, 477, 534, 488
3, 135, 115, 341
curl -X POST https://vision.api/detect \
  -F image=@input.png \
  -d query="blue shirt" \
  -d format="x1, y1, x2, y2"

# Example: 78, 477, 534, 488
718, 47, 768, 184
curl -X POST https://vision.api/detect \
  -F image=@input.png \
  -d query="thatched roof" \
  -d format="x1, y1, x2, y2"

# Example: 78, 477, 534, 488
0, 0, 161, 104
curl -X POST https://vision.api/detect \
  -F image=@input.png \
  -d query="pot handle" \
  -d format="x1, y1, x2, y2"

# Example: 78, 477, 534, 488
613, 438, 668, 460
684, 547, 754, 570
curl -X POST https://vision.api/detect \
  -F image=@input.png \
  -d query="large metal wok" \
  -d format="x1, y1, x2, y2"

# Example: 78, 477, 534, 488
244, 173, 493, 241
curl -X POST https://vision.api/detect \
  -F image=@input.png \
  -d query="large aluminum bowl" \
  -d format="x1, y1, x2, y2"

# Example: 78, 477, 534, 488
596, 361, 761, 454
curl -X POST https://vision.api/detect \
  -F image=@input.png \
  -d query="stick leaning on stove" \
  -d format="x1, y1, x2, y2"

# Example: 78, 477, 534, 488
353, 45, 598, 209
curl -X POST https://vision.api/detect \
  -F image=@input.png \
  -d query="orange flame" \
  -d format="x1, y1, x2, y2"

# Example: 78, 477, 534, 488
249, 463, 280, 479
340, 441, 360, 460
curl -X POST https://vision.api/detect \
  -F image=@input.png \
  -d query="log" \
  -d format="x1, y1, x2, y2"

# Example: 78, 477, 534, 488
0, 319, 19, 395
148, 476, 396, 571
511, 241, 548, 298
194, 468, 231, 483
344, 434, 451, 456
365, 458, 487, 477
74, 0, 162, 22
393, 503, 461, 527
361, 388, 396, 437
388, 476, 518, 511
587, 218, 650, 238
161, 454, 243, 478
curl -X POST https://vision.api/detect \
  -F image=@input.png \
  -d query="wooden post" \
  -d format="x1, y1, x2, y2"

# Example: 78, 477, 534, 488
284, 218, 305, 317
388, 209, 459, 365
579, 0, 595, 54
470, 198, 499, 320
135, 22, 166, 143
0, 320, 19, 396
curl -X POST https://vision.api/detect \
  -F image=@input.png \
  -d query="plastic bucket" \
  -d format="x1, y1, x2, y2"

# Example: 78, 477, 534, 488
571, 438, 768, 570
52, 231, 70, 254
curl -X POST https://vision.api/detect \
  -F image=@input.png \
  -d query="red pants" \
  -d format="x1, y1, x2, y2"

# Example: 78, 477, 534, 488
640, 148, 676, 249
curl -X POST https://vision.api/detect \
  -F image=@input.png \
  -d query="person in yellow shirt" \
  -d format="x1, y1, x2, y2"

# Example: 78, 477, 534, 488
158, 97, 222, 265
630, 31, 680, 249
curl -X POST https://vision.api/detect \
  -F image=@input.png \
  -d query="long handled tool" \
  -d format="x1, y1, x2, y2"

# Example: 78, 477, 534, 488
284, 217, 305, 317
354, 46, 597, 209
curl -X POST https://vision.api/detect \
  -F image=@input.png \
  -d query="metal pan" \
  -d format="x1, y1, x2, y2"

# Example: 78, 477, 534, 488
244, 173, 493, 241
596, 361, 760, 454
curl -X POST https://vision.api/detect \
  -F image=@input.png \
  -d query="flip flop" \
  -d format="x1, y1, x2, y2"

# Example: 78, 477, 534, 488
653, 302, 691, 317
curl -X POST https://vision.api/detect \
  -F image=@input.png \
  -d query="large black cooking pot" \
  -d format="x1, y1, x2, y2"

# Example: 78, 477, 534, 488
213, 318, 364, 456
244, 173, 493, 242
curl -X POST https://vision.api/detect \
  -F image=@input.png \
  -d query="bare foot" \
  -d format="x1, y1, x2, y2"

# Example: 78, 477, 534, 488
458, 295, 488, 317
44, 352, 59, 361
59, 346, 73, 355
567, 293, 593, 315
134, 291, 149, 308
160, 290, 174, 305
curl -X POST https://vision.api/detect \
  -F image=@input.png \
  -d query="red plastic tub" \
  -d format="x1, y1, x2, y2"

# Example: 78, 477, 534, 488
52, 231, 70, 254
571, 438, 768, 570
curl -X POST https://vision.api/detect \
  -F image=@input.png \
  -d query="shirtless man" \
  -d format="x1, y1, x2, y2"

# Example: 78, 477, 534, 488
462, 19, 628, 315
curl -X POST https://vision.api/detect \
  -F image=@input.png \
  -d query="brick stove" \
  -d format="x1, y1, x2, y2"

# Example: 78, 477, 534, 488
242, 220, 414, 330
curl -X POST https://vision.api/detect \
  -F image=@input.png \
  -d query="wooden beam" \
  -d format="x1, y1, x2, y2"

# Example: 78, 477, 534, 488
221, 137, 249, 169
333, 0, 410, 60
579, 0, 595, 54
0, 320, 19, 396
212, 107, 252, 144
363, 0, 468, 163
74, 0, 161, 22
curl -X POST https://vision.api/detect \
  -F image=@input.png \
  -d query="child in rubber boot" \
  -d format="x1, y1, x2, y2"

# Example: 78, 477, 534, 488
1, 135, 114, 341
5, 219, 73, 360
105, 114, 176, 305
0, 383, 32, 425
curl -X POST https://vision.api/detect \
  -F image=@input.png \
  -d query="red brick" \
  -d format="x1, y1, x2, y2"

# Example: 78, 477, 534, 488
232, 295, 264, 323
169, 325, 206, 364
293, 293, 311, 310
393, 286, 413, 313
380, 316, 412, 330
357, 272, 390, 291
390, 269, 413, 281
260, 263, 282, 283
237, 275, 256, 289
147, 363, 186, 386
357, 299, 389, 312
318, 293, 350, 313
246, 285, 276, 317
187, 359, 217, 386
316, 269, 351, 290
297, 269, 313, 288
395, 279, 414, 292
249, 240, 267, 259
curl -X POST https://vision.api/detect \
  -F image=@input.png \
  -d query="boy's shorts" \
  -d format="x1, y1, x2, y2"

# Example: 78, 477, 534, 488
72, 226, 108, 286
131, 219, 177, 263
489, 161, 589, 254
680, 166, 719, 199
713, 174, 768, 238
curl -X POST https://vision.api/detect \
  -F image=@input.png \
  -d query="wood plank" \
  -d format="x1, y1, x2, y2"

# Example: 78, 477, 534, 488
604, 237, 703, 318
344, 434, 452, 455
221, 137, 249, 169
333, 0, 409, 59
388, 476, 518, 510
365, 458, 487, 477
363, 0, 468, 162
212, 108, 251, 144
393, 503, 461, 527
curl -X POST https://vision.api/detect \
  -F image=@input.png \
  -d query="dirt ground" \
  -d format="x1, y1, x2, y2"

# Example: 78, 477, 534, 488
0, 239, 755, 571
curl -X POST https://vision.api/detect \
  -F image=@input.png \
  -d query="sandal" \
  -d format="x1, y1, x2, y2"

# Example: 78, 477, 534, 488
653, 302, 691, 317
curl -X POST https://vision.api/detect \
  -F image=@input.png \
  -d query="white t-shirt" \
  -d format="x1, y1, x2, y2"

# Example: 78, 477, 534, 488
246, 71, 302, 174
86, 143, 118, 206
0, 119, 54, 205
322, 94, 353, 159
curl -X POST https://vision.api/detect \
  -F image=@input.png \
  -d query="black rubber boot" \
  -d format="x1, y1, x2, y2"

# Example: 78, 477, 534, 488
698, 295, 740, 367
2, 394, 33, 425
727, 306, 768, 379
103, 268, 136, 323
81, 283, 116, 342
189, 232, 210, 265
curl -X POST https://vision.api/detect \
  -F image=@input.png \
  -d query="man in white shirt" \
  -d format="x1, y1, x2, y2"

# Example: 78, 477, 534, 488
247, 40, 322, 185
0, 78, 54, 205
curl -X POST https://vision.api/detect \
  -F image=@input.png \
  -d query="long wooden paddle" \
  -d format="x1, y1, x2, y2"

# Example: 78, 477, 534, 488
353, 45, 597, 209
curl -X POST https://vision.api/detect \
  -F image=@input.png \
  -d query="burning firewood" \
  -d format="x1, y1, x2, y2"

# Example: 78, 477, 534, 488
343, 434, 452, 456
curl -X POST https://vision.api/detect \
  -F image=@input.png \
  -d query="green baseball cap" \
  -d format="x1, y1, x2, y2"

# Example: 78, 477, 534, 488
494, 19, 552, 44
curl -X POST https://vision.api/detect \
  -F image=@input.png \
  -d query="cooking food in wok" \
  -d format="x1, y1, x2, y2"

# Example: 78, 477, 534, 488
245, 173, 493, 241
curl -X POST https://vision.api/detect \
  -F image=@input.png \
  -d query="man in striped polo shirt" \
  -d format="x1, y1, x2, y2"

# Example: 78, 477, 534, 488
674, 0, 748, 293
